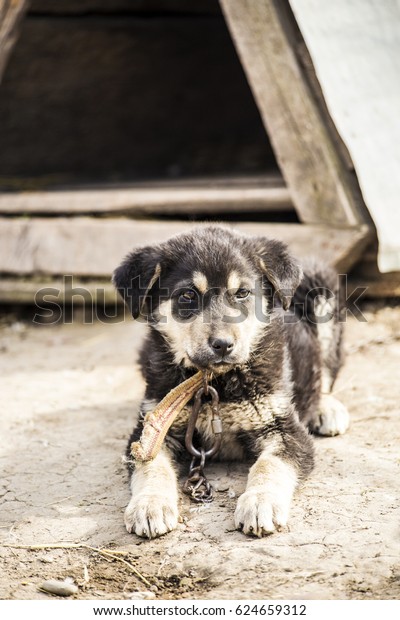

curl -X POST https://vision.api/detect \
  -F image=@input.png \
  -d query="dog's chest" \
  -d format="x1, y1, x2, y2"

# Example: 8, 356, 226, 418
173, 393, 290, 460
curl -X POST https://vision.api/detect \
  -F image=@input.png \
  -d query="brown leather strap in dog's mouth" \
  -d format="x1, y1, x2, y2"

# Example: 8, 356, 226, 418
130, 370, 210, 462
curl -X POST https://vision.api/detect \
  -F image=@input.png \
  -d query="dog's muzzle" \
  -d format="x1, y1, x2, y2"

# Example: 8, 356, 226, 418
209, 336, 234, 359
189, 336, 240, 370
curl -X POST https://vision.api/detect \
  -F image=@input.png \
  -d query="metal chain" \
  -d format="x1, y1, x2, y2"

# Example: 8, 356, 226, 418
182, 449, 214, 503
183, 380, 222, 503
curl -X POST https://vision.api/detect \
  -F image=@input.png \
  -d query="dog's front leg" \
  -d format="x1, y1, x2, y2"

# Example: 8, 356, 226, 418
234, 451, 297, 537
124, 448, 179, 539
234, 424, 314, 537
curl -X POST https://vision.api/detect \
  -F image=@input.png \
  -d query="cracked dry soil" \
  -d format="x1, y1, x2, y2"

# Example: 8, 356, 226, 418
0, 302, 399, 600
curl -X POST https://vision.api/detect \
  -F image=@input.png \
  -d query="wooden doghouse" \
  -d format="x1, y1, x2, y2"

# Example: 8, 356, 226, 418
0, 0, 398, 305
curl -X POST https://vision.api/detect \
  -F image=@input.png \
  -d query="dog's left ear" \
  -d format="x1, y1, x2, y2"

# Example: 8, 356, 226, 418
112, 245, 162, 319
252, 237, 303, 310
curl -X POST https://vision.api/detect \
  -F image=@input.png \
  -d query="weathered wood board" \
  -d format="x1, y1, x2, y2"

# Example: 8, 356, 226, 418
219, 0, 369, 228
0, 218, 371, 278
0, 176, 292, 216
1, 266, 394, 306
0, 0, 28, 83
289, 0, 400, 273
348, 274, 400, 299
0, 277, 120, 305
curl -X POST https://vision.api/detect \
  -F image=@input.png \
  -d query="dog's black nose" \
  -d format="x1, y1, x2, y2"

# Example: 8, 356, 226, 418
209, 337, 234, 358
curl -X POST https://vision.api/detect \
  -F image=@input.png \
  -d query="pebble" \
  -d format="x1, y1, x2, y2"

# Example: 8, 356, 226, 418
38, 579, 78, 597
179, 577, 194, 588
128, 591, 156, 600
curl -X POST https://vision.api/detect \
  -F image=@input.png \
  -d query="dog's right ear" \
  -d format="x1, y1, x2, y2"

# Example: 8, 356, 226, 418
112, 246, 162, 319
250, 237, 303, 310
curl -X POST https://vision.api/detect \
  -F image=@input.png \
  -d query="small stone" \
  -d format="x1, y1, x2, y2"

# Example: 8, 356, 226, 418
128, 591, 156, 600
39, 579, 78, 597
180, 577, 193, 588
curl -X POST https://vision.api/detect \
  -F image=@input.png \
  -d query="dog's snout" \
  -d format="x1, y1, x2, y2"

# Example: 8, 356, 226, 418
209, 337, 234, 358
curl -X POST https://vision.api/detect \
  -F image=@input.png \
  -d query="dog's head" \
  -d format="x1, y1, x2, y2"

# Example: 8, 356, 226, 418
113, 226, 302, 372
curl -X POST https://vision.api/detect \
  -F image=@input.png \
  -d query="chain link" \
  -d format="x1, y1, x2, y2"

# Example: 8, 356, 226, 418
183, 379, 222, 503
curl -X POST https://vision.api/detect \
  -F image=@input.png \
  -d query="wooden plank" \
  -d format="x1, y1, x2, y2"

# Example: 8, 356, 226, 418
347, 274, 400, 299
0, 277, 120, 305
4, 261, 399, 306
0, 0, 28, 82
3, 270, 397, 306
219, 0, 369, 227
0, 176, 293, 215
238, 223, 371, 274
0, 217, 371, 278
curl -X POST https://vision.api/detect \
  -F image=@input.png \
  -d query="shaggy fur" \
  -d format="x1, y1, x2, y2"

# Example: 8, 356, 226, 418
113, 225, 349, 538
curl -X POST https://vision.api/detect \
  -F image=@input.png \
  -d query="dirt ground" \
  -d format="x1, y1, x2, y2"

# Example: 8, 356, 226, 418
0, 301, 399, 601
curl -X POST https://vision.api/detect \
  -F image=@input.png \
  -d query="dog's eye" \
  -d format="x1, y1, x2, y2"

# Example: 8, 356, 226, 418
179, 290, 196, 302
234, 288, 250, 300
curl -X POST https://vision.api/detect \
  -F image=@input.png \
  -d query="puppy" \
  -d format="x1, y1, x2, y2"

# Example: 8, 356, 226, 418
113, 225, 349, 538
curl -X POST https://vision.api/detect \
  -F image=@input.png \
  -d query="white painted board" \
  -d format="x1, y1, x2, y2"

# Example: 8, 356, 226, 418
290, 0, 400, 272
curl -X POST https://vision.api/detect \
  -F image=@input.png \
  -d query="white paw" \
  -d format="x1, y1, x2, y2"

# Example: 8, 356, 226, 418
315, 394, 350, 436
124, 493, 179, 539
234, 487, 291, 537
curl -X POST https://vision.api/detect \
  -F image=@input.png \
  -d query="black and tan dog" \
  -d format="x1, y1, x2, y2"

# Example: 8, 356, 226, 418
113, 225, 349, 538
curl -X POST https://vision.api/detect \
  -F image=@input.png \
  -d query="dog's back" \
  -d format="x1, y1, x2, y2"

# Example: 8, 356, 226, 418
287, 260, 346, 430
